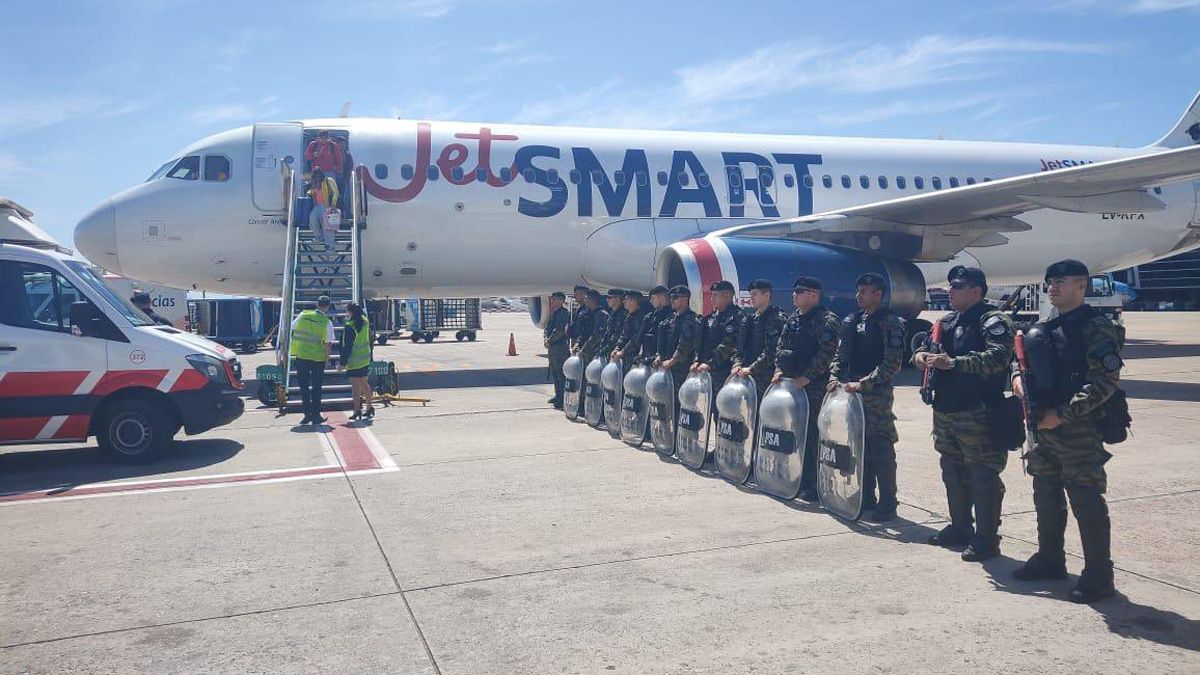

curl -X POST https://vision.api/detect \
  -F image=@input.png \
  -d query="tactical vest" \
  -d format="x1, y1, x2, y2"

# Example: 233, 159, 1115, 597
781, 306, 829, 376
347, 318, 372, 370
1028, 305, 1095, 410
654, 309, 675, 358
700, 305, 740, 366
842, 307, 893, 381
931, 302, 1005, 412
667, 309, 696, 354
602, 307, 627, 351
290, 310, 330, 362
738, 306, 782, 363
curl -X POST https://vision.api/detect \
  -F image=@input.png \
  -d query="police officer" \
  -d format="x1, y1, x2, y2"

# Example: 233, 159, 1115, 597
611, 290, 650, 372
829, 273, 906, 522
543, 291, 570, 410
693, 280, 744, 392
635, 285, 672, 366
654, 285, 701, 397
578, 289, 610, 364
289, 295, 336, 426
599, 289, 628, 358
131, 292, 172, 326
773, 276, 840, 501
1011, 259, 1124, 603
914, 266, 1015, 561
732, 279, 785, 397
567, 285, 592, 352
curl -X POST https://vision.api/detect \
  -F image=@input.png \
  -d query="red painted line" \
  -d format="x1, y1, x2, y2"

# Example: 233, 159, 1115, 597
0, 417, 52, 442
0, 465, 344, 503
53, 415, 90, 440
92, 370, 169, 396
683, 238, 722, 315
0, 371, 89, 398
326, 413, 380, 471
170, 369, 209, 393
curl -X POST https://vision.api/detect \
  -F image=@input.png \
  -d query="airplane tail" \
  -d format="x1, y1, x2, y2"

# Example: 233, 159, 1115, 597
1150, 90, 1200, 148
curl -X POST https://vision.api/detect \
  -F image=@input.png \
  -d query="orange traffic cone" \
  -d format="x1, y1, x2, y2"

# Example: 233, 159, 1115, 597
507, 333, 518, 356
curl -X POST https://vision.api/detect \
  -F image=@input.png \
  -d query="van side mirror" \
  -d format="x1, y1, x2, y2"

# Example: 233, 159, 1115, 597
70, 301, 127, 342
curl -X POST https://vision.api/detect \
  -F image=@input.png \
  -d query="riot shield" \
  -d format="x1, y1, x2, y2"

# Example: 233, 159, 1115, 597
645, 368, 676, 456
675, 371, 713, 470
714, 374, 758, 485
620, 364, 652, 447
752, 379, 810, 500
563, 355, 584, 422
601, 360, 625, 440
584, 356, 606, 428
816, 387, 866, 521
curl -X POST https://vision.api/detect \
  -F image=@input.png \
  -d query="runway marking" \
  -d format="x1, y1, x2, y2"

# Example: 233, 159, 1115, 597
0, 413, 397, 506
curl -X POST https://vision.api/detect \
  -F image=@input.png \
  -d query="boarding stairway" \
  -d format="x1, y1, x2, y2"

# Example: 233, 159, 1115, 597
273, 165, 367, 412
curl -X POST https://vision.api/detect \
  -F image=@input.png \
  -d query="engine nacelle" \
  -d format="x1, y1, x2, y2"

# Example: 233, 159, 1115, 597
526, 295, 547, 328
656, 237, 927, 320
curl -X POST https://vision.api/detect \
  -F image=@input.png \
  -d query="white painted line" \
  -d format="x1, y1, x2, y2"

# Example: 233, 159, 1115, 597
359, 425, 397, 469
36, 415, 68, 440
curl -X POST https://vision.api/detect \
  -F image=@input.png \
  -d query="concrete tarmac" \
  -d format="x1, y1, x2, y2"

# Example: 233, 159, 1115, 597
2, 312, 1198, 674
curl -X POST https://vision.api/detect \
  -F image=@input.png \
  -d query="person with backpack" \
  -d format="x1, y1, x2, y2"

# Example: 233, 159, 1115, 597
307, 168, 339, 249
1011, 259, 1127, 603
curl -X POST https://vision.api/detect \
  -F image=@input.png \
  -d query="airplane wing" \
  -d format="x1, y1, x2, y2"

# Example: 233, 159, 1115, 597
714, 144, 1200, 261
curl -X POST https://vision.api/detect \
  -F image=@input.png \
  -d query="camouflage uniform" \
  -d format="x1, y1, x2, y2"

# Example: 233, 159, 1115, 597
660, 308, 701, 392
543, 305, 571, 407
1015, 303, 1124, 597
638, 306, 672, 366
567, 303, 592, 352
599, 306, 628, 357
922, 300, 1014, 554
733, 305, 785, 398
698, 304, 745, 391
776, 304, 840, 494
831, 307, 906, 514
613, 303, 650, 372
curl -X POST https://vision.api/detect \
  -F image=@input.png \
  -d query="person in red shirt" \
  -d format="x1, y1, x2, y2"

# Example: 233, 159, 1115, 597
304, 130, 344, 175
335, 136, 354, 211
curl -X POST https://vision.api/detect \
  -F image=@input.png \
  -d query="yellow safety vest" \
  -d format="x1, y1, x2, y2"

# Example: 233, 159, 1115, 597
348, 318, 372, 370
290, 310, 330, 362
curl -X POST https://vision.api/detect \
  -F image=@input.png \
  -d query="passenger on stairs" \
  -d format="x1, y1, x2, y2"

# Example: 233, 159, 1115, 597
307, 168, 339, 249
341, 302, 375, 420
335, 136, 354, 213
290, 295, 336, 426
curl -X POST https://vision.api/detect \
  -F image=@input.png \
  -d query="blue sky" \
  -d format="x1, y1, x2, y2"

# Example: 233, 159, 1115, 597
2, 0, 1199, 245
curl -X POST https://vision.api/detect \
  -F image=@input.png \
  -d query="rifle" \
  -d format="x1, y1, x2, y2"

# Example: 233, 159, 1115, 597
1013, 330, 1040, 472
919, 321, 942, 405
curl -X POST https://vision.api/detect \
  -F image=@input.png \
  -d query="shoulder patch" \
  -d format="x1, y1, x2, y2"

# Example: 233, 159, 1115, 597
1102, 353, 1122, 372
821, 327, 836, 343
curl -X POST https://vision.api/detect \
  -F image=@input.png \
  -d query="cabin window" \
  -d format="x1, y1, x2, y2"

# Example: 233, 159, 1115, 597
803, 174, 814, 188
783, 174, 795, 188
451, 166, 465, 181
914, 177, 925, 189
983, 176, 993, 182
426, 166, 439, 181
697, 173, 710, 188
374, 164, 388, 180
547, 168, 560, 184
657, 171, 669, 186
166, 155, 200, 181
878, 176, 888, 189
636, 171, 649, 187
896, 176, 906, 189
822, 174, 833, 188
966, 177, 976, 185
614, 170, 626, 186
499, 167, 512, 182
401, 164, 414, 180
1154, 186, 1162, 194
931, 176, 943, 190
203, 155, 230, 182
569, 169, 581, 184
841, 175, 851, 189
949, 177, 960, 188
678, 172, 690, 187
859, 175, 869, 189
520, 168, 533, 183
759, 168, 773, 187
475, 168, 487, 182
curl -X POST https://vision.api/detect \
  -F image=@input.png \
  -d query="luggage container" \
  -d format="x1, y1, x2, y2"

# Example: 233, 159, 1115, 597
189, 298, 265, 354
408, 298, 482, 343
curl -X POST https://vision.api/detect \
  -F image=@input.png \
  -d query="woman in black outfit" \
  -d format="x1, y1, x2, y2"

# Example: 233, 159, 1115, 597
340, 303, 375, 419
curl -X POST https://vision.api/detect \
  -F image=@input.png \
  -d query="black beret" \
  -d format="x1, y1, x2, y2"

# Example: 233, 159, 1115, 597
792, 276, 822, 292
624, 290, 644, 299
1044, 259, 1089, 282
709, 280, 735, 293
649, 285, 670, 295
947, 266, 987, 287
131, 291, 152, 304
669, 285, 691, 298
586, 289, 603, 302
573, 285, 590, 293
550, 291, 566, 300
747, 278, 772, 292
607, 288, 625, 298
855, 273, 887, 290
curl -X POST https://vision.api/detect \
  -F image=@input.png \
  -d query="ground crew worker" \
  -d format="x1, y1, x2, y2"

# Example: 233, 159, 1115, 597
1011, 259, 1124, 603
829, 273, 906, 522
599, 289, 628, 358
733, 279, 785, 397
578, 289, 609, 364
693, 280, 743, 393
290, 295, 336, 426
654, 285, 700, 398
567, 285, 591, 351
543, 291, 570, 410
131, 292, 172, 326
340, 302, 374, 421
611, 290, 650, 372
914, 266, 1014, 560
635, 285, 672, 365
773, 276, 840, 502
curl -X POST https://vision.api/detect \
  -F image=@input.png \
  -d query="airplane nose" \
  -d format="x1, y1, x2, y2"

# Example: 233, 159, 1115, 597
74, 199, 120, 272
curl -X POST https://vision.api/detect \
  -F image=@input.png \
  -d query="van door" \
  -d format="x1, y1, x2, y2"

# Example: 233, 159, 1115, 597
252, 123, 303, 213
0, 260, 110, 442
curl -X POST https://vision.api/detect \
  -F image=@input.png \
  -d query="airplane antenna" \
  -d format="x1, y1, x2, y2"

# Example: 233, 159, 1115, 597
339, 101, 352, 118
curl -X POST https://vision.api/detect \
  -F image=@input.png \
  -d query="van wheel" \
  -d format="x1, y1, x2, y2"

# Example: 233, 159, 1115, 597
423, 333, 435, 343
466, 331, 477, 342
377, 334, 389, 346
96, 398, 175, 464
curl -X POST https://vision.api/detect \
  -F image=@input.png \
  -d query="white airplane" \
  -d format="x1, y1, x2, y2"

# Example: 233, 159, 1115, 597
75, 90, 1200, 325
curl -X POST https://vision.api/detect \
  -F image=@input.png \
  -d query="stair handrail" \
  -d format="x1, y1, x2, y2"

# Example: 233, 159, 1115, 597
350, 165, 364, 306
278, 163, 299, 390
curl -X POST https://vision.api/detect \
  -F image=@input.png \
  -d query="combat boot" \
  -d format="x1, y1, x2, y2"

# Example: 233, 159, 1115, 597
1013, 476, 1068, 581
929, 456, 973, 548
1066, 483, 1116, 603
961, 465, 1004, 562
868, 438, 898, 522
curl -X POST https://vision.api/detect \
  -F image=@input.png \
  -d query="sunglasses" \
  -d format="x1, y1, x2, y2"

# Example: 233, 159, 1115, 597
948, 281, 970, 290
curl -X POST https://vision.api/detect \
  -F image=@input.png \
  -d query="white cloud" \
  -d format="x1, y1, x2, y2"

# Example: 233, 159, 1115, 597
189, 96, 279, 125
1128, 0, 1200, 10
814, 96, 998, 128
0, 96, 140, 138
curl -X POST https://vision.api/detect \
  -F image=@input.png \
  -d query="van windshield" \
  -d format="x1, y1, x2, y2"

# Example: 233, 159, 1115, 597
64, 261, 155, 326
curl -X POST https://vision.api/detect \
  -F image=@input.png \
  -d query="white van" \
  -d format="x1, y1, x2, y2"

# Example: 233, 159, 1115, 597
0, 239, 245, 462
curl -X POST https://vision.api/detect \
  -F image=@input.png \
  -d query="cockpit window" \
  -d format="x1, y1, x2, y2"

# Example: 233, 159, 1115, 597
166, 155, 200, 181
203, 155, 231, 182
147, 159, 177, 182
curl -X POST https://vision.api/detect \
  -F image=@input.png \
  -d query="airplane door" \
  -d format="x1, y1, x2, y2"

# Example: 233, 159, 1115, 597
252, 123, 302, 213
1193, 180, 1200, 225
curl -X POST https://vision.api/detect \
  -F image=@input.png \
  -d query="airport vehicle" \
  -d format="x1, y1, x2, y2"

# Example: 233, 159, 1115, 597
0, 238, 244, 462
76, 92, 1200, 338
